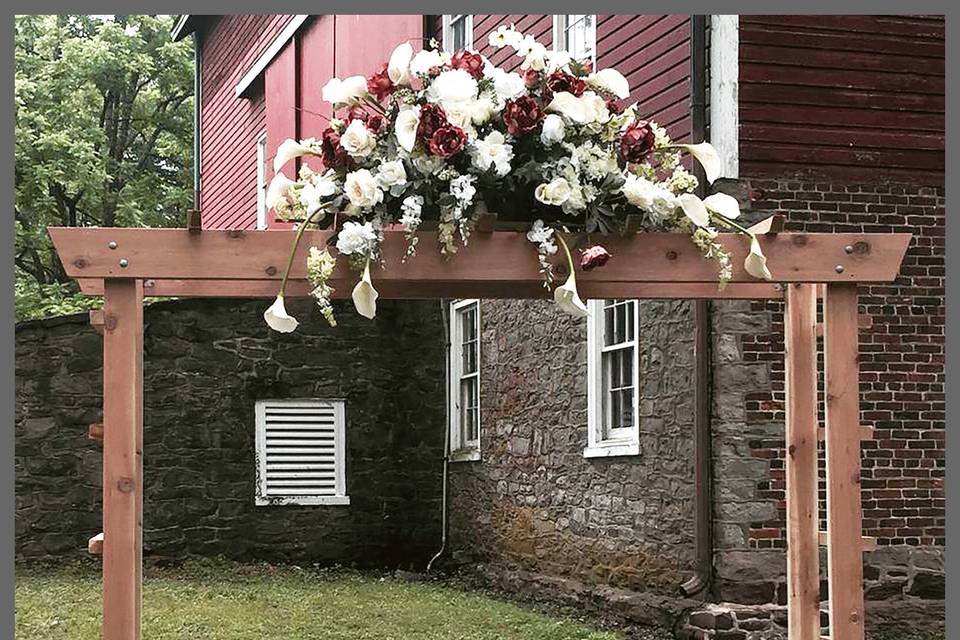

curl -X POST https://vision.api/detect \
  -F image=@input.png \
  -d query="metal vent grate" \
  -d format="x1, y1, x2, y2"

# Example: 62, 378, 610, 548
254, 399, 349, 506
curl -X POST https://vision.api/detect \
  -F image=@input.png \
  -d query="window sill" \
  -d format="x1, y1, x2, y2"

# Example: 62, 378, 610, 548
583, 442, 639, 458
256, 495, 351, 507
449, 448, 481, 463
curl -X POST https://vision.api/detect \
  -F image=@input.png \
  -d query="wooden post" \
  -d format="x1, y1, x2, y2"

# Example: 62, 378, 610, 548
784, 284, 820, 640
823, 283, 866, 640
102, 279, 144, 640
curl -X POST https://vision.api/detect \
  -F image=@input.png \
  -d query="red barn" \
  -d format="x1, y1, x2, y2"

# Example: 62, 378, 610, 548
167, 14, 944, 636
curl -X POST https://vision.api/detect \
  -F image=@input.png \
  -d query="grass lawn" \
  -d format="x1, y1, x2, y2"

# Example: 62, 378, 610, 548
16, 559, 625, 640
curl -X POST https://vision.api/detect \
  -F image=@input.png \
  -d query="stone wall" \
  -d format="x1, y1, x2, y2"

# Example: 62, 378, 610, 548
447, 299, 698, 597
15, 298, 446, 566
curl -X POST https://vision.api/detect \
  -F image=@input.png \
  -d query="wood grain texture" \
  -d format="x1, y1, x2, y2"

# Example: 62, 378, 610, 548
101, 279, 144, 640
823, 283, 866, 640
49, 228, 911, 285
784, 283, 820, 640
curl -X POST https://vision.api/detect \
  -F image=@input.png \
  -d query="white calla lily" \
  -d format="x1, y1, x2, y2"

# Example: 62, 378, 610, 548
265, 172, 296, 210
546, 91, 588, 124
388, 42, 413, 85
678, 193, 710, 227
274, 139, 312, 173
703, 192, 741, 219
352, 260, 379, 320
395, 107, 419, 152
680, 142, 722, 184
321, 75, 368, 106
263, 295, 299, 333
554, 273, 589, 318
588, 68, 630, 99
745, 236, 773, 281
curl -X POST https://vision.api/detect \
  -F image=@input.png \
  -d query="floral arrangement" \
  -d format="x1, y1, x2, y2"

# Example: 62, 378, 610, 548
263, 25, 772, 333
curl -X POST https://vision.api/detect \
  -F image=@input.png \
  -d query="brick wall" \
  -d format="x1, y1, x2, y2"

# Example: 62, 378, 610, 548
738, 180, 945, 549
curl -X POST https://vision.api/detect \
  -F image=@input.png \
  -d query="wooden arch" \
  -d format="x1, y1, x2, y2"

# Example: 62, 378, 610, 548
49, 226, 912, 640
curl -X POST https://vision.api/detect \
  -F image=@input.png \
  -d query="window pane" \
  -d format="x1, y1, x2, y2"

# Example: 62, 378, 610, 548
460, 377, 478, 442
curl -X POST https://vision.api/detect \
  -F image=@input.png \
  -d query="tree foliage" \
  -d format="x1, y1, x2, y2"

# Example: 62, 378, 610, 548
15, 15, 193, 321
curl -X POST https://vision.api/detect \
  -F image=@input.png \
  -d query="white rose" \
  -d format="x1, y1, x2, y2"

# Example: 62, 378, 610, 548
339, 119, 376, 158
336, 220, 378, 256
343, 169, 383, 209
388, 42, 413, 86
587, 68, 630, 100
413, 153, 444, 176
442, 100, 474, 131
621, 175, 657, 210
321, 75, 368, 106
540, 114, 565, 146
376, 160, 407, 192
534, 177, 573, 207
470, 131, 514, 177
580, 91, 610, 124
410, 49, 445, 76
427, 69, 479, 105
546, 91, 589, 124
470, 96, 497, 125
395, 107, 419, 153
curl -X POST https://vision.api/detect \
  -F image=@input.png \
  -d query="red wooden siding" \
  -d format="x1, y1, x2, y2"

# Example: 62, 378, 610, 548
738, 15, 945, 184
199, 15, 295, 230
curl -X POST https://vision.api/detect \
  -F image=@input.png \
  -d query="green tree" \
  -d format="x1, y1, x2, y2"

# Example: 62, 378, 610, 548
15, 14, 193, 320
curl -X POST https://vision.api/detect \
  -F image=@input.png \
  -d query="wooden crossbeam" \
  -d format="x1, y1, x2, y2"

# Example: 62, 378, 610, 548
88, 532, 104, 555
818, 425, 874, 441
49, 228, 911, 286
816, 315, 872, 337
818, 531, 878, 551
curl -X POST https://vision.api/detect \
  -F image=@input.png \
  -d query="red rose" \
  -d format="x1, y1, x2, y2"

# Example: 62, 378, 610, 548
605, 96, 624, 115
428, 125, 467, 158
320, 127, 351, 169
502, 96, 543, 137
545, 70, 585, 97
417, 102, 448, 145
367, 64, 394, 101
450, 49, 485, 79
619, 120, 656, 165
427, 65, 443, 78
366, 114, 387, 135
523, 68, 541, 88
580, 245, 612, 271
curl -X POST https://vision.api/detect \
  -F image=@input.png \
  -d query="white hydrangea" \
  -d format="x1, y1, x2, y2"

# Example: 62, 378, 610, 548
336, 220, 378, 256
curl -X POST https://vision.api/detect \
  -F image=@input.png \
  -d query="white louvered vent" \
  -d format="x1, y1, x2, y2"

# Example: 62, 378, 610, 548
254, 399, 349, 506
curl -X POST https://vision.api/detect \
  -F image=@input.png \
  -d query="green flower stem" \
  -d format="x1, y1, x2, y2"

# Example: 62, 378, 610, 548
554, 231, 577, 280
709, 211, 755, 238
277, 208, 327, 298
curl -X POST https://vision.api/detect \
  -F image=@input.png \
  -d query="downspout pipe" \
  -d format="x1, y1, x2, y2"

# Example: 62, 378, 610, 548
427, 299, 451, 572
192, 30, 201, 211
681, 14, 715, 600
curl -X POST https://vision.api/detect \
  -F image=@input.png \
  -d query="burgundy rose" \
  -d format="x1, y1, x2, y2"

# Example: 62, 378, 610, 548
345, 105, 369, 124
320, 126, 351, 169
605, 96, 624, 116
428, 125, 467, 159
522, 68, 541, 88
416, 102, 448, 144
427, 65, 443, 78
367, 64, 394, 101
545, 70, 586, 97
580, 245, 612, 271
366, 114, 387, 135
619, 119, 656, 165
450, 49, 485, 79
502, 96, 543, 137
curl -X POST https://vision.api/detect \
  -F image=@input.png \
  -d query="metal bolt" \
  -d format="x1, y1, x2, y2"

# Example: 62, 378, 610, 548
834, 264, 845, 274
108, 241, 118, 250
844, 245, 854, 254
119, 259, 129, 268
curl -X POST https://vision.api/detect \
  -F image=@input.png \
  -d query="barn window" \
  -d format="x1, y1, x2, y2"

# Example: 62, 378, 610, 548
442, 15, 473, 52
554, 15, 596, 63
585, 299, 640, 458
256, 132, 268, 230
448, 299, 480, 461
254, 399, 349, 505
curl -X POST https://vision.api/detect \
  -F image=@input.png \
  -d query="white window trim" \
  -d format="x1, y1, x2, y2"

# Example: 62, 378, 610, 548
709, 15, 739, 178
256, 132, 268, 230
442, 14, 474, 52
235, 15, 310, 97
585, 299, 640, 458
254, 398, 349, 506
552, 14, 597, 65
448, 299, 481, 462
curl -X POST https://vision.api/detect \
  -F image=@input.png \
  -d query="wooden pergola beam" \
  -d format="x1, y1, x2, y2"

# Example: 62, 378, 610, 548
49, 228, 910, 286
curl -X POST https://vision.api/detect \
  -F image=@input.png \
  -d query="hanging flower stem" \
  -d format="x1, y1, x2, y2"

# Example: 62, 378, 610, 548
709, 212, 755, 237
277, 207, 327, 297
554, 230, 577, 279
